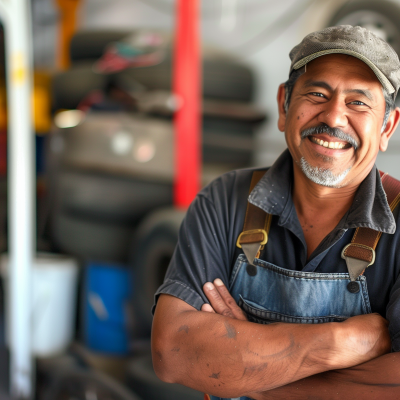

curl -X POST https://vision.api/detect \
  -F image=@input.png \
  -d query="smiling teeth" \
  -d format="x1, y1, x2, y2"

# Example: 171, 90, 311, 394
310, 137, 347, 149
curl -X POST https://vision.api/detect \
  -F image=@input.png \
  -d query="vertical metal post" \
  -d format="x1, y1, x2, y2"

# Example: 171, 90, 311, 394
0, 0, 35, 398
173, 0, 202, 208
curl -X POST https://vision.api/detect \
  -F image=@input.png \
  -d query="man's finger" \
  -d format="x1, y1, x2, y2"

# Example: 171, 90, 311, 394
201, 303, 215, 313
214, 279, 247, 321
203, 282, 235, 318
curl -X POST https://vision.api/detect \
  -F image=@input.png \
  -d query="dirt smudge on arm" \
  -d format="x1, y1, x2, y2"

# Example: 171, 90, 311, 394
223, 321, 237, 339
209, 372, 221, 379
178, 325, 189, 334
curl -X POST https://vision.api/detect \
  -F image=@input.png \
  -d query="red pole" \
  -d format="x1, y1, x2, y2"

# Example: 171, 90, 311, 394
173, 0, 201, 209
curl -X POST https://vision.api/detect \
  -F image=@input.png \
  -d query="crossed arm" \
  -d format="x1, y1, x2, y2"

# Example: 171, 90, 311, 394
152, 279, 400, 399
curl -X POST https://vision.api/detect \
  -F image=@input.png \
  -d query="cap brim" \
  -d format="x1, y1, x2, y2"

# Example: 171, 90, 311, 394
293, 49, 395, 95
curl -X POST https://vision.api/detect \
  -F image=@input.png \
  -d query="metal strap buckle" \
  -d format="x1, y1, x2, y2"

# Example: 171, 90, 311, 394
236, 229, 268, 248
341, 244, 376, 282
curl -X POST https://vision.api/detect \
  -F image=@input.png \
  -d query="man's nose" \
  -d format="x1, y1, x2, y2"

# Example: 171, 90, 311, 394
317, 98, 347, 128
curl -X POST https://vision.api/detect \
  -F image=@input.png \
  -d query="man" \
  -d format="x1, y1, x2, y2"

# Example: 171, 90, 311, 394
152, 25, 400, 399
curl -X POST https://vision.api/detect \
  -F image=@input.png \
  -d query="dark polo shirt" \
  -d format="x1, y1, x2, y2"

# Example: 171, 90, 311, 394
154, 149, 400, 351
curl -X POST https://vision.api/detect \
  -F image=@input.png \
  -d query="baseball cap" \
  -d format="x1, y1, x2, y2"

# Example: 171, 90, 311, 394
289, 25, 400, 98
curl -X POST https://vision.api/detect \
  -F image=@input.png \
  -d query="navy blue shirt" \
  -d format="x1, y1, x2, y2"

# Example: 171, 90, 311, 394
154, 150, 400, 351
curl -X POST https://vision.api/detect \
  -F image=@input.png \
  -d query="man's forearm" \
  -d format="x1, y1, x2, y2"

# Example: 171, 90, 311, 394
248, 353, 400, 400
152, 295, 389, 398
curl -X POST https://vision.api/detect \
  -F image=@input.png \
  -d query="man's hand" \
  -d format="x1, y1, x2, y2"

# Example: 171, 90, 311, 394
201, 278, 247, 321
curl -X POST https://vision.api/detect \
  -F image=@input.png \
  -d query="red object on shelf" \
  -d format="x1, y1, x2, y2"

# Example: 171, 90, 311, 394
173, 0, 202, 209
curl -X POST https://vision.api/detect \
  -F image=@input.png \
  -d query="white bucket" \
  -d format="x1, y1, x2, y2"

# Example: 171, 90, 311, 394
0, 252, 79, 357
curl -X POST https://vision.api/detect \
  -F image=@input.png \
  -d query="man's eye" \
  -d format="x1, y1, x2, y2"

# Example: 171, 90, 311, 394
350, 100, 366, 106
311, 92, 324, 98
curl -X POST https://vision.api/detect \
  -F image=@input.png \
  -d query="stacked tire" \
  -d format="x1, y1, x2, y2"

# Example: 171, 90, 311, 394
49, 29, 264, 266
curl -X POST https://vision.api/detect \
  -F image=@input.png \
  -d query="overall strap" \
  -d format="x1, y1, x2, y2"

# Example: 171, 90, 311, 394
342, 171, 400, 281
236, 170, 271, 265
238, 170, 400, 271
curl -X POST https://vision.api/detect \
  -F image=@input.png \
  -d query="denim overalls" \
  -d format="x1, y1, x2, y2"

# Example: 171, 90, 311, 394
206, 166, 400, 400
209, 253, 371, 400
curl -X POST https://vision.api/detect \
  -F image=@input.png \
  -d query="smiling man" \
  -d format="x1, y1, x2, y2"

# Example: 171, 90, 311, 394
152, 26, 400, 399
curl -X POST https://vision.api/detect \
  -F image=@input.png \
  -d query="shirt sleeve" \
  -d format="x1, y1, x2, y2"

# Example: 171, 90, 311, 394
386, 275, 400, 352
152, 171, 246, 313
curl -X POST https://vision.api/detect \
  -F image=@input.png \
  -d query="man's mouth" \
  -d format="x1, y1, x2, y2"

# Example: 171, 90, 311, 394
308, 136, 351, 149
301, 124, 359, 150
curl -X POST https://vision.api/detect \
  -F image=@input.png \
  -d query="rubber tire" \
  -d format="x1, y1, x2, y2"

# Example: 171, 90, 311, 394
44, 367, 143, 400
203, 115, 255, 165
329, 0, 400, 55
126, 354, 204, 400
115, 54, 254, 102
129, 208, 185, 335
51, 212, 133, 263
51, 63, 107, 111
70, 30, 132, 62
55, 170, 173, 224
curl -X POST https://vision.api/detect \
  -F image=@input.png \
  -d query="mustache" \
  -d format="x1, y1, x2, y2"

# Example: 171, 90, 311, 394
300, 124, 359, 150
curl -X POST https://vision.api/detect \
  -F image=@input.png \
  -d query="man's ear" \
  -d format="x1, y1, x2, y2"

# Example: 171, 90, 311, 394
277, 83, 287, 132
380, 106, 400, 152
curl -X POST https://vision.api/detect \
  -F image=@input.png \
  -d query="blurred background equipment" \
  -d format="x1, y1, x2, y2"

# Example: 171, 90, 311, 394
47, 30, 265, 265
83, 262, 131, 355
1, 253, 79, 357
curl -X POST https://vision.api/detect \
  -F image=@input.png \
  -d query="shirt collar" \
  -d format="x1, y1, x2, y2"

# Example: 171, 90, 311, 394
248, 149, 396, 234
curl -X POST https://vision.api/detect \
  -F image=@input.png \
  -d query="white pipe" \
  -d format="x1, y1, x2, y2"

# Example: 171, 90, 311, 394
0, 0, 35, 398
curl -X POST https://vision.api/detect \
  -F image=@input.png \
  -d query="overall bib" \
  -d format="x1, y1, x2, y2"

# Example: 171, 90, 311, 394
208, 254, 371, 400
206, 170, 400, 400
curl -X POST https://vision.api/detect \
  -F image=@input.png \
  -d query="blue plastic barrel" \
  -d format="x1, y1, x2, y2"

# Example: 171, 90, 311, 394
84, 262, 131, 354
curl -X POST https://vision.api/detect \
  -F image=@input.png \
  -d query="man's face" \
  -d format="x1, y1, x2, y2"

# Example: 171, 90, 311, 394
278, 54, 398, 188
